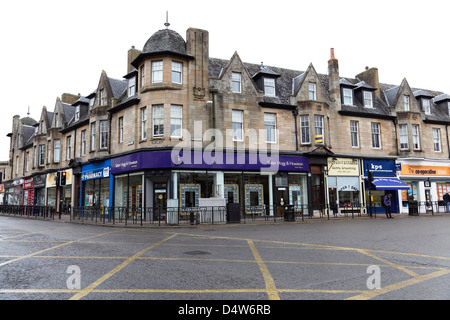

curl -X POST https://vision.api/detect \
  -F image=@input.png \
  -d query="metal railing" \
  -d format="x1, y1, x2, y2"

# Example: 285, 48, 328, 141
1, 201, 449, 226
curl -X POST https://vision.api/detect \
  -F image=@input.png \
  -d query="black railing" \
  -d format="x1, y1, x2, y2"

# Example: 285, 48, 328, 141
1, 201, 449, 225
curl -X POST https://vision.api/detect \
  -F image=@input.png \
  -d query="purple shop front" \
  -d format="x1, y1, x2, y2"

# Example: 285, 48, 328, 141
111, 150, 308, 174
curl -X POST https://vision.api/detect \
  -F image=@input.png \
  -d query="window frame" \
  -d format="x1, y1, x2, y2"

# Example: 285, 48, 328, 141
433, 128, 441, 152
170, 105, 183, 138
91, 122, 96, 151
66, 136, 72, 161
264, 78, 276, 96
100, 120, 108, 149
152, 105, 164, 138
128, 76, 136, 96
152, 61, 163, 83
363, 91, 373, 108
39, 144, 45, 167
399, 124, 409, 150
172, 61, 182, 84
141, 107, 148, 140
232, 72, 241, 93
343, 88, 353, 105
412, 124, 420, 150
232, 110, 244, 141
371, 122, 381, 149
404, 95, 410, 112
423, 98, 431, 115
54, 139, 61, 163
81, 130, 86, 156
264, 113, 277, 143
300, 115, 310, 145
350, 120, 359, 148
314, 115, 324, 145
119, 117, 124, 143
308, 82, 317, 100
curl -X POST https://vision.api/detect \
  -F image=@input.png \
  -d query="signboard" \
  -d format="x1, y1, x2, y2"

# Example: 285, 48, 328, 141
363, 159, 396, 177
401, 165, 450, 177
111, 151, 309, 175
81, 167, 110, 181
327, 158, 359, 176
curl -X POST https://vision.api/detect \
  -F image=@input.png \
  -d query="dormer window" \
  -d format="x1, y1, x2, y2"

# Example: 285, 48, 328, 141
422, 99, 431, 114
264, 78, 276, 96
127, 76, 136, 96
343, 88, 353, 105
363, 91, 373, 108
75, 106, 80, 122
308, 82, 317, 100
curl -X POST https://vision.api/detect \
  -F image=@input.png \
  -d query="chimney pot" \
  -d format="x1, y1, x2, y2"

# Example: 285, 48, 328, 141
365, 66, 369, 70
330, 48, 335, 59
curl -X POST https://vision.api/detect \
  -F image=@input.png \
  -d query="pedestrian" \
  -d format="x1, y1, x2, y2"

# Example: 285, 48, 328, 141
384, 193, 393, 219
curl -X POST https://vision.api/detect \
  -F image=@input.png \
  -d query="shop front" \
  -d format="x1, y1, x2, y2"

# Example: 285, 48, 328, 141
22, 178, 33, 206
364, 159, 409, 214
80, 160, 113, 209
398, 159, 450, 214
4, 180, 22, 205
327, 157, 362, 216
33, 174, 46, 206
111, 150, 309, 219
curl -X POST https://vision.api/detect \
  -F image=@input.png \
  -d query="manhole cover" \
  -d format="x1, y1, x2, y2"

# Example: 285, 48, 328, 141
183, 250, 211, 256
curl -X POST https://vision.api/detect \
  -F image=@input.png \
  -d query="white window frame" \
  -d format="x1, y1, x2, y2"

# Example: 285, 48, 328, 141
264, 113, 277, 143
404, 95, 410, 112
152, 61, 163, 83
399, 124, 409, 150
81, 131, 86, 156
423, 99, 431, 115
100, 120, 108, 149
54, 139, 60, 163
350, 120, 359, 148
91, 122, 96, 151
433, 128, 441, 152
343, 88, 353, 105
39, 144, 45, 167
152, 105, 164, 138
75, 106, 80, 121
314, 115, 324, 144
67, 136, 71, 161
232, 72, 241, 93
170, 105, 183, 138
300, 115, 310, 144
128, 76, 136, 96
172, 61, 182, 84
412, 124, 420, 150
141, 107, 148, 140
47, 140, 52, 163
371, 123, 381, 149
232, 110, 244, 141
119, 117, 123, 143
100, 89, 106, 106
364, 91, 373, 108
264, 78, 276, 96
308, 82, 317, 100
140, 65, 145, 88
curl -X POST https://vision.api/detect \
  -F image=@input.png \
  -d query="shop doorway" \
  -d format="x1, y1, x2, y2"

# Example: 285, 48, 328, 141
153, 183, 167, 220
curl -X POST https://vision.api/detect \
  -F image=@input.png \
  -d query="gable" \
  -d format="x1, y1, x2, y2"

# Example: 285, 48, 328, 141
292, 63, 330, 104
391, 79, 421, 113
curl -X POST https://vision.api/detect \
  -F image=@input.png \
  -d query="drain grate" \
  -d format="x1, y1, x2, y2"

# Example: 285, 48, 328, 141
183, 250, 211, 256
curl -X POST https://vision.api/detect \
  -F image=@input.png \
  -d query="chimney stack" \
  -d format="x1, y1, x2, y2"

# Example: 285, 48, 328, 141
127, 46, 142, 73
356, 67, 380, 98
328, 48, 341, 110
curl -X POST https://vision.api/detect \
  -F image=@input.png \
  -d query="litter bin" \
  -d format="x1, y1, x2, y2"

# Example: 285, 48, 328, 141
227, 203, 241, 223
408, 200, 419, 216
284, 205, 295, 221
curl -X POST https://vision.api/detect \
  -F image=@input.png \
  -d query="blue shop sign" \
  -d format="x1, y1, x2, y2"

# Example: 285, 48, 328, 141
81, 167, 110, 181
363, 159, 396, 177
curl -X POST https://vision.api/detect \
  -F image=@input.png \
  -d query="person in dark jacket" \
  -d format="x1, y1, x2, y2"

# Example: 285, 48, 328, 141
384, 194, 393, 219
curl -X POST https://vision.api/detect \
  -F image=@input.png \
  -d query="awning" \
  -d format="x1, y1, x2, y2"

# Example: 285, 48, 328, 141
371, 178, 410, 190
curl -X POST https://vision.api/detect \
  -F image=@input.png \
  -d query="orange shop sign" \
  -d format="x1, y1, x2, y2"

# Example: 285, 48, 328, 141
401, 165, 450, 176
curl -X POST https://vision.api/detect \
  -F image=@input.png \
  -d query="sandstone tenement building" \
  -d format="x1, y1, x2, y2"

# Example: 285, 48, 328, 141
4, 25, 450, 218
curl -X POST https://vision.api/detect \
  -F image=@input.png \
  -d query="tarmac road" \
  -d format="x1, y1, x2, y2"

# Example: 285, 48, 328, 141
1, 214, 450, 302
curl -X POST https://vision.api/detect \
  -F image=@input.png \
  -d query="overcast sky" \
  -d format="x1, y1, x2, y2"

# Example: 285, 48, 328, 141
1, 0, 449, 160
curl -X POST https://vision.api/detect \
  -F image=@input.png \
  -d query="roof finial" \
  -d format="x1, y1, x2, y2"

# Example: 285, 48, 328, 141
164, 11, 170, 29
27, 106, 30, 116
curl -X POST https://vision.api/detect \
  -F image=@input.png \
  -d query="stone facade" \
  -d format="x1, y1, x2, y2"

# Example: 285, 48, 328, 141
4, 25, 450, 209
